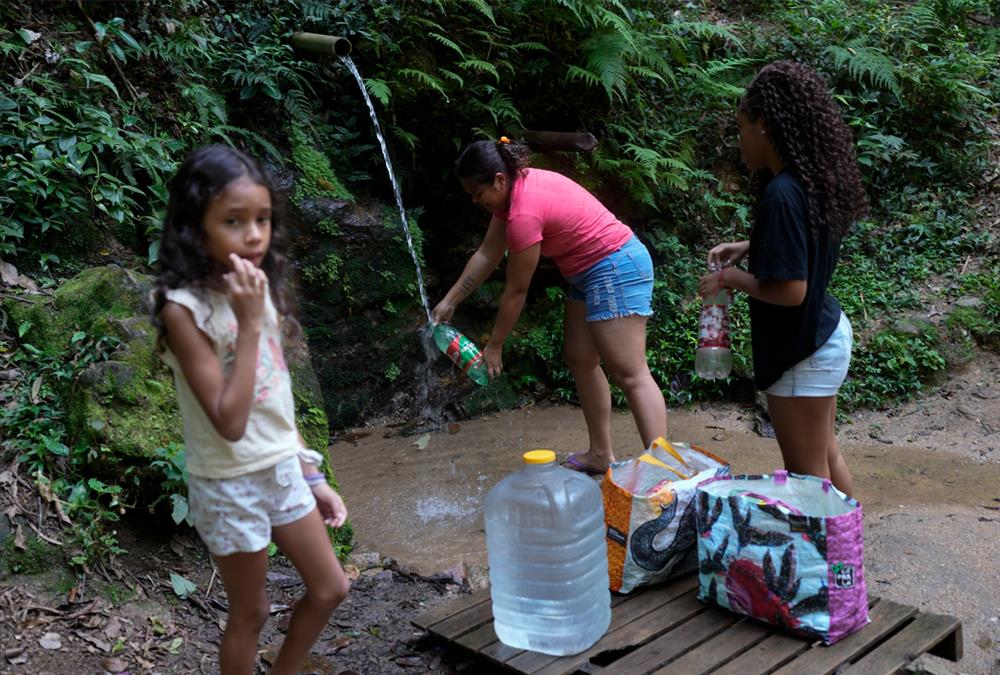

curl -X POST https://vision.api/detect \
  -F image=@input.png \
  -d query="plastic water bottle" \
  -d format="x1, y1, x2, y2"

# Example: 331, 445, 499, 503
484, 449, 611, 655
432, 323, 489, 386
695, 282, 732, 380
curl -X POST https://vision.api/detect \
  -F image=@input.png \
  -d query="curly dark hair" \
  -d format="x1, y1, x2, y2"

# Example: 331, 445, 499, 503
740, 60, 868, 240
454, 138, 532, 186
151, 144, 295, 346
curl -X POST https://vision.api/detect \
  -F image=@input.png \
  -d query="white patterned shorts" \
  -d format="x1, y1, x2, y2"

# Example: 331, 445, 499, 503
187, 456, 317, 557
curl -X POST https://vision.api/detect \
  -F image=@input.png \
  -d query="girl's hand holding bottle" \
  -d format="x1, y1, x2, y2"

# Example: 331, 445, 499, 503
223, 252, 268, 329
706, 241, 749, 272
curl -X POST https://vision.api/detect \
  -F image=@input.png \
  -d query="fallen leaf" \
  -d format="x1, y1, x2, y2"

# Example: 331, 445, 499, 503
414, 433, 430, 450
13, 524, 25, 550
30, 376, 42, 404
103, 616, 122, 640
100, 656, 129, 673
447, 423, 461, 434
74, 629, 111, 652
164, 636, 183, 654
38, 632, 62, 650
0, 260, 19, 285
148, 616, 167, 635
324, 636, 353, 653
169, 572, 196, 599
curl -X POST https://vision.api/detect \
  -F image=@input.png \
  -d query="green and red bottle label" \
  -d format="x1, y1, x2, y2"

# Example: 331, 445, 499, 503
446, 335, 483, 374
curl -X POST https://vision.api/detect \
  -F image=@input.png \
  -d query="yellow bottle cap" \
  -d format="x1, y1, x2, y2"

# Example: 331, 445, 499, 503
522, 449, 556, 464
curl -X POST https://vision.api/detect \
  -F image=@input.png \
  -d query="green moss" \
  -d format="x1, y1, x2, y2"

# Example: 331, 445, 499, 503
289, 127, 353, 203
1, 534, 62, 575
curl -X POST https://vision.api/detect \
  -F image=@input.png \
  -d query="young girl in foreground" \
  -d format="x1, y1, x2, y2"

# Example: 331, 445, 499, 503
152, 145, 349, 674
699, 61, 868, 496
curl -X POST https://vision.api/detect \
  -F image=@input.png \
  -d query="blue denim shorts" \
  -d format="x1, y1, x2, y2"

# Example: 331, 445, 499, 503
566, 235, 654, 322
766, 312, 854, 398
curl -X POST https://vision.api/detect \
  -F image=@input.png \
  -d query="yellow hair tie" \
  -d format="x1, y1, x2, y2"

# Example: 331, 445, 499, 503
498, 136, 510, 144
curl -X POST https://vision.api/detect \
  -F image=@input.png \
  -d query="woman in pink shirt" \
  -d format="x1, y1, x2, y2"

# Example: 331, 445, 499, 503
431, 138, 667, 475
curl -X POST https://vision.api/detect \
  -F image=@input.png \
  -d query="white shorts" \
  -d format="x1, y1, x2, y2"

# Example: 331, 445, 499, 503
187, 455, 316, 557
765, 312, 853, 398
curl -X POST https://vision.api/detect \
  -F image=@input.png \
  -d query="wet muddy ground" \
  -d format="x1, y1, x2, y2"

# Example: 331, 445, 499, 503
2, 354, 998, 674
333, 353, 1000, 674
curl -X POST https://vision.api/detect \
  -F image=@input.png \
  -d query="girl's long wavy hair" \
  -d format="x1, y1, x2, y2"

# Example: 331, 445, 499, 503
151, 144, 295, 346
740, 60, 868, 241
454, 138, 531, 186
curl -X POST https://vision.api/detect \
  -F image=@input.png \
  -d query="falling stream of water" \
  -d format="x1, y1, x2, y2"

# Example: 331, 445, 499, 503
342, 56, 441, 424
341, 55, 432, 322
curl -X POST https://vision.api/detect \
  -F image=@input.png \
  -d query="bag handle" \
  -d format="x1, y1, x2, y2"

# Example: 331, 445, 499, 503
740, 491, 805, 516
638, 453, 689, 480
650, 437, 693, 469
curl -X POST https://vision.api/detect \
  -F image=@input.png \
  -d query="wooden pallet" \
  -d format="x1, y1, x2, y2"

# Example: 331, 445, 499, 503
413, 574, 962, 674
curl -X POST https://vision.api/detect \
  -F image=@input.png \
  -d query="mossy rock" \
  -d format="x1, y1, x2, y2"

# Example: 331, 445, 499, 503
1, 265, 336, 499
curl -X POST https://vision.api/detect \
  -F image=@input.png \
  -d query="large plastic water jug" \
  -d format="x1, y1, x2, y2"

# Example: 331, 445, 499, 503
484, 449, 611, 655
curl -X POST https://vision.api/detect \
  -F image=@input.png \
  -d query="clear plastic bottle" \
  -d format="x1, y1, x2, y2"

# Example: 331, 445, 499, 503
695, 284, 733, 380
484, 450, 611, 655
432, 323, 489, 386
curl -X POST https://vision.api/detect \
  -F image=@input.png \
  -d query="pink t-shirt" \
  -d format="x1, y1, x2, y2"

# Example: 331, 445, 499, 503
500, 168, 633, 277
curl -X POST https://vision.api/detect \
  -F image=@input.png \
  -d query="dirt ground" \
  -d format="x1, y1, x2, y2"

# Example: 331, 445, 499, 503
1, 353, 999, 674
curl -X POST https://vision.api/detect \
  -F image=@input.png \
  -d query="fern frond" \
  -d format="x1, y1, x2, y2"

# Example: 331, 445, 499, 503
213, 125, 283, 163
666, 20, 743, 51
565, 65, 602, 90
283, 89, 313, 128
390, 125, 419, 153
461, 0, 496, 24
365, 78, 392, 106
458, 59, 500, 82
471, 91, 522, 127
825, 41, 901, 96
591, 7, 636, 49
438, 69, 465, 88
581, 33, 631, 101
428, 32, 465, 59
397, 68, 448, 98
511, 41, 550, 52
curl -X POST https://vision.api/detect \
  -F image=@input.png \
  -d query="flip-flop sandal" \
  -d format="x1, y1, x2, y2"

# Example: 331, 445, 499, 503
563, 453, 607, 477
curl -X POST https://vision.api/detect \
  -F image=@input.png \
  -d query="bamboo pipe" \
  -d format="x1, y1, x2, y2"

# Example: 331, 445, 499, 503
290, 32, 352, 57
520, 129, 598, 153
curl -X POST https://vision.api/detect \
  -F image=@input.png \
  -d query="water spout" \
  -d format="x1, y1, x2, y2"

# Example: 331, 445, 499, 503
290, 31, 352, 57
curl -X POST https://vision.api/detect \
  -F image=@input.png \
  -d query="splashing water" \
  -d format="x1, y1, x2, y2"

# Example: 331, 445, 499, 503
341, 55, 432, 322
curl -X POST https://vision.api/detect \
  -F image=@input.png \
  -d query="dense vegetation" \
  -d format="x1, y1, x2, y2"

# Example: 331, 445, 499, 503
1, 0, 997, 566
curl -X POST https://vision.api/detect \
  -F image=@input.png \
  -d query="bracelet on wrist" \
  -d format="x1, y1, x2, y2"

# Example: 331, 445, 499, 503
303, 472, 327, 487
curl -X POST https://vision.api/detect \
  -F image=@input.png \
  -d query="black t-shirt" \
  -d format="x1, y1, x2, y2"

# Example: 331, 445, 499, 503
747, 171, 842, 390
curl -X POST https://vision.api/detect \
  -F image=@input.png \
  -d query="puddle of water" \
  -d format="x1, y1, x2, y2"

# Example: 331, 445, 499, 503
330, 402, 1000, 574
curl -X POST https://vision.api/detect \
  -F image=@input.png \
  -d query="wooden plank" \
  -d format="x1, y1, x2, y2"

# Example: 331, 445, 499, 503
709, 632, 810, 675
710, 598, 882, 675
841, 612, 963, 674
456, 621, 501, 651
481, 639, 525, 664
530, 590, 706, 675
602, 606, 743, 674
447, 581, 649, 665
493, 575, 698, 674
428, 597, 495, 640
648, 618, 772, 674
412, 589, 490, 630
771, 599, 917, 675
928, 621, 962, 662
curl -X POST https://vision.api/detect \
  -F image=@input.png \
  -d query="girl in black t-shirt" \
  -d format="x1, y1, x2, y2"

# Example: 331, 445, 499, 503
697, 61, 868, 497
